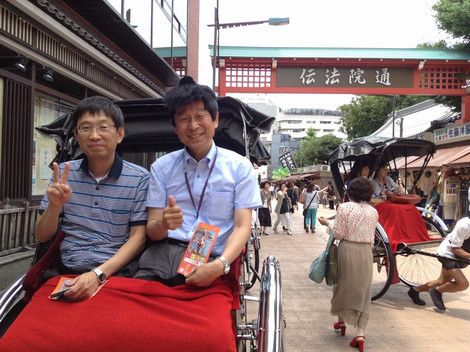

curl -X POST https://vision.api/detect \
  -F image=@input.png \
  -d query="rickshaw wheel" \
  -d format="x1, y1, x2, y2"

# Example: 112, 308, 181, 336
371, 225, 394, 301
396, 217, 445, 287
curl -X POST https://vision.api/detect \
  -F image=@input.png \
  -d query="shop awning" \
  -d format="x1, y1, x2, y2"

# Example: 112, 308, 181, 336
406, 145, 470, 169
393, 155, 422, 170
444, 151, 470, 166
275, 172, 321, 183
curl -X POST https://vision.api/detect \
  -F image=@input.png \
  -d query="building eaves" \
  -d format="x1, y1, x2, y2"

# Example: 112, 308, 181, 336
371, 101, 456, 138
40, 0, 180, 91
216, 46, 470, 62
393, 99, 438, 118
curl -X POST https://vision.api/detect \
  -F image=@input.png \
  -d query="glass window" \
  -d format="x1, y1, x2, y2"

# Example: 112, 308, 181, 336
33, 93, 74, 196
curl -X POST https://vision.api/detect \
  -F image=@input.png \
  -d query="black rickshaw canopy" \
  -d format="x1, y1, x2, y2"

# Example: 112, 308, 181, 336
328, 136, 436, 200
36, 96, 275, 166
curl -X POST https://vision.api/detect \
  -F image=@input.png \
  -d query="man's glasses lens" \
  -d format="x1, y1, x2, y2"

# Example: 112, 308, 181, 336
77, 125, 116, 134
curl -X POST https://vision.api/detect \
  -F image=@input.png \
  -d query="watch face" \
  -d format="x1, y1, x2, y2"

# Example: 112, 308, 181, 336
93, 268, 106, 282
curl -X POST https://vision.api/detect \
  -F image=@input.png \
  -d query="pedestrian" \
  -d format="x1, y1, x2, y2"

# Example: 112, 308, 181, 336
273, 183, 293, 235
259, 181, 273, 236
302, 182, 320, 233
318, 177, 378, 352
34, 96, 149, 300
407, 216, 470, 310
287, 182, 299, 213
327, 181, 336, 210
323, 191, 328, 208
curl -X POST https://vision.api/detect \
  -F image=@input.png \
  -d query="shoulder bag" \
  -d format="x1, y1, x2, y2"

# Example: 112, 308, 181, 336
325, 240, 338, 287
309, 231, 335, 284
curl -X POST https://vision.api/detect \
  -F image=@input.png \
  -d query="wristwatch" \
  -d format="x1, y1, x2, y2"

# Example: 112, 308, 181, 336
217, 256, 230, 275
92, 267, 107, 284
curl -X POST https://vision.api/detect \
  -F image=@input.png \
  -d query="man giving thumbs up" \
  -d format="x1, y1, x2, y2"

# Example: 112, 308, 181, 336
134, 77, 261, 287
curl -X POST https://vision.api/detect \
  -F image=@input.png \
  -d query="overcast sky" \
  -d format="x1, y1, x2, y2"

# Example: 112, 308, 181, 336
197, 0, 452, 110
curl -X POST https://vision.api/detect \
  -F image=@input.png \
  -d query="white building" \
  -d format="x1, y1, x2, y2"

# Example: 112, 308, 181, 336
275, 108, 346, 141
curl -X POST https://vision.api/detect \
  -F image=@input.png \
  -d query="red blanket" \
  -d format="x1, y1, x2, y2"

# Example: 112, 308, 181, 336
0, 276, 237, 352
376, 201, 430, 253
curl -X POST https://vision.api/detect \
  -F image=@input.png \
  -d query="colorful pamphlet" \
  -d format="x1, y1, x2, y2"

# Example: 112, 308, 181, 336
49, 276, 75, 301
49, 275, 108, 301
177, 222, 220, 276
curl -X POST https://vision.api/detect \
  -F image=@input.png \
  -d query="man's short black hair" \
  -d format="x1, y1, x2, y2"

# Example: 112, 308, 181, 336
71, 96, 124, 128
165, 76, 218, 126
347, 177, 374, 202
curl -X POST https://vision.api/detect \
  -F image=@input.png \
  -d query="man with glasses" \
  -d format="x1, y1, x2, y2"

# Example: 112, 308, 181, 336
35, 96, 149, 300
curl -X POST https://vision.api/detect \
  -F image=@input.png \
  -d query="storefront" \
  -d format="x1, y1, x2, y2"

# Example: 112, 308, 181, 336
400, 123, 470, 227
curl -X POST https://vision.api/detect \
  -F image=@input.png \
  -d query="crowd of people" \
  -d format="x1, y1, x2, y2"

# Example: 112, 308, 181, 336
255, 179, 336, 236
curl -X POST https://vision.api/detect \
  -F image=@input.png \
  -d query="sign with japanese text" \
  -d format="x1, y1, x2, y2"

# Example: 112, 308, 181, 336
276, 66, 414, 88
279, 151, 297, 171
434, 122, 470, 143
272, 167, 290, 180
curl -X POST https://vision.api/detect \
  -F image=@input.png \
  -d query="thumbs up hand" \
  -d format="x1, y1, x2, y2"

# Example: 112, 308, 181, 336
162, 195, 183, 230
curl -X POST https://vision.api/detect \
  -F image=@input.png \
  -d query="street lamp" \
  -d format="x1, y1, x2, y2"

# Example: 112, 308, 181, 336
208, 17, 290, 30
208, 6, 289, 91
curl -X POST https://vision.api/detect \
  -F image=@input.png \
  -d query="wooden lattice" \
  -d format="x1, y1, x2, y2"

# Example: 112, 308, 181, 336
419, 66, 467, 91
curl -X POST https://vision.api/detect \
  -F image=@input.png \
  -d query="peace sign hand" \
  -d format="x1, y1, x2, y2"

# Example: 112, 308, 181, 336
47, 162, 72, 209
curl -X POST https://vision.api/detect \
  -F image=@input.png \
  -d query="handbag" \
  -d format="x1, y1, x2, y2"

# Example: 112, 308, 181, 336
309, 232, 335, 284
303, 192, 317, 216
287, 196, 293, 212
325, 241, 338, 287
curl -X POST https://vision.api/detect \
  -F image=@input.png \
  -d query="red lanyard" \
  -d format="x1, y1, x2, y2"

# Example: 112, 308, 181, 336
184, 148, 218, 218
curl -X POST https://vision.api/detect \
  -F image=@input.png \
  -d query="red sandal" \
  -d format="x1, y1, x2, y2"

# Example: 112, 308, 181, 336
350, 336, 365, 352
333, 321, 346, 336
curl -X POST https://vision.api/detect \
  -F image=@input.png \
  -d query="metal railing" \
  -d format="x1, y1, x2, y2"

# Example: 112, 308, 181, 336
0, 202, 39, 257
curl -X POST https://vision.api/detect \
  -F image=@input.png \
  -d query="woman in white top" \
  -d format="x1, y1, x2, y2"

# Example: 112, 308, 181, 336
303, 182, 320, 233
370, 161, 403, 202
273, 183, 293, 235
319, 177, 378, 352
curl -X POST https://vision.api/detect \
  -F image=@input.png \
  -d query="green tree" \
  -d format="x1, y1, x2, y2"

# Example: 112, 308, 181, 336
296, 134, 342, 166
302, 128, 317, 142
433, 0, 470, 45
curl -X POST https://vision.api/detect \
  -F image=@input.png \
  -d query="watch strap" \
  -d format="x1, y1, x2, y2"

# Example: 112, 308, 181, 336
217, 256, 230, 275
92, 267, 106, 283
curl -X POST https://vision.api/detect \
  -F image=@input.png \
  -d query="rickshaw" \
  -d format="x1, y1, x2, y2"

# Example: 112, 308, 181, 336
329, 136, 452, 300
0, 97, 283, 352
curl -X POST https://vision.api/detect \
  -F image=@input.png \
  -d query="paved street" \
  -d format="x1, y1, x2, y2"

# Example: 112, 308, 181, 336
249, 204, 470, 352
